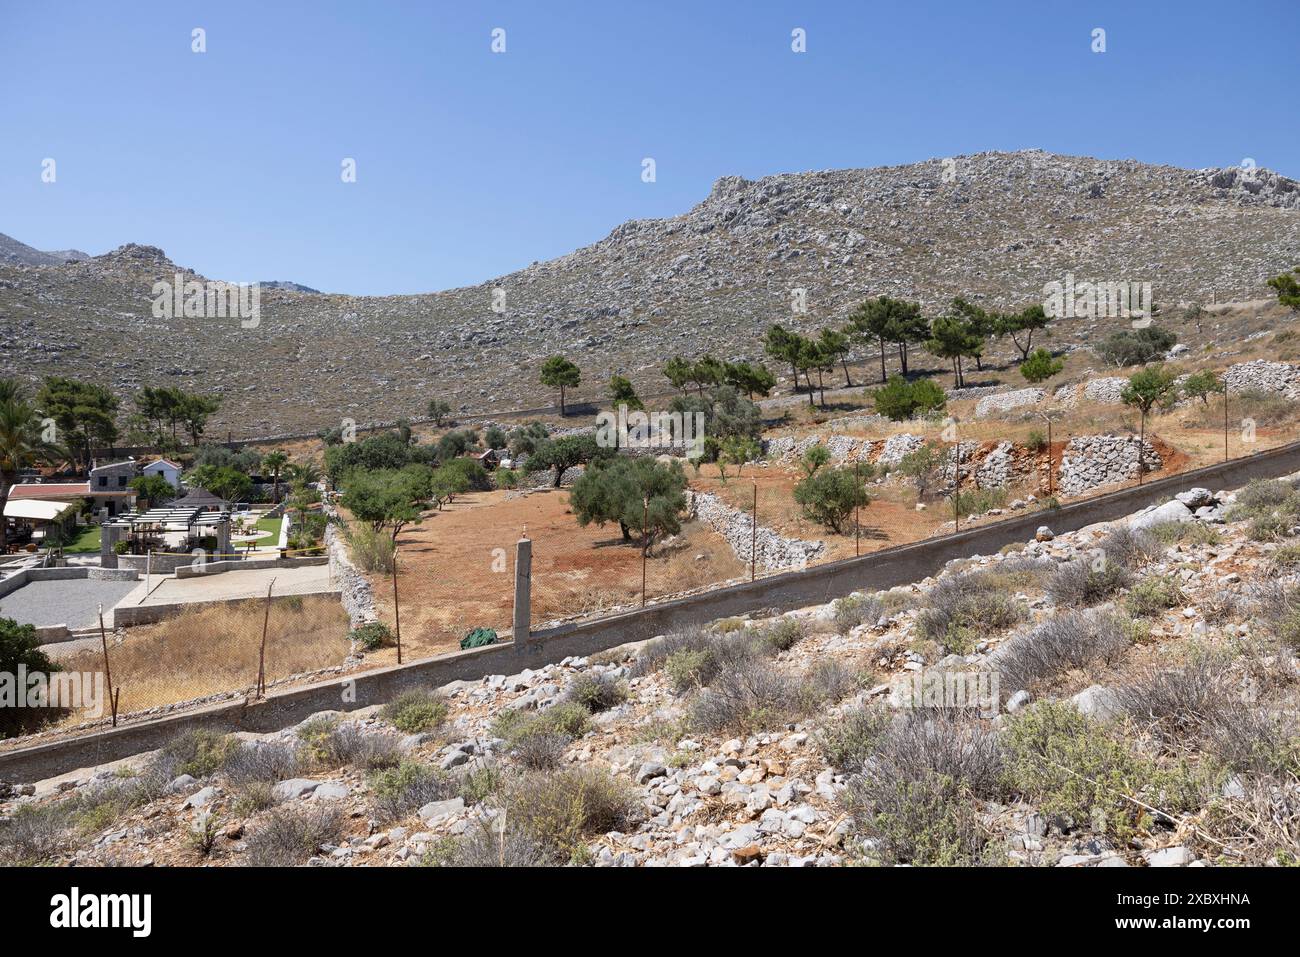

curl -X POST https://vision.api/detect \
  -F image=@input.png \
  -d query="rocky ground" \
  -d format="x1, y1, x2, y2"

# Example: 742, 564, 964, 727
4, 473, 1299, 868
2, 150, 1297, 438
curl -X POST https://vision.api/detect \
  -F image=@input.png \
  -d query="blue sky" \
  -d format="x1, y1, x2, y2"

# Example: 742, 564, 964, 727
1, 0, 1296, 295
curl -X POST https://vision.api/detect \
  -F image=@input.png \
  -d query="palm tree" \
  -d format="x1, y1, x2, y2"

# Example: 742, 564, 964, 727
0, 380, 63, 551
261, 450, 288, 503
283, 461, 322, 490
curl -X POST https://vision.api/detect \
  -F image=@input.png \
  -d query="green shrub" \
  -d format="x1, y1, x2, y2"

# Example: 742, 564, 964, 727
793, 467, 870, 533
832, 594, 883, 633
161, 729, 238, 779
916, 571, 1026, 653
493, 701, 591, 747
368, 760, 455, 820
506, 769, 634, 863
350, 621, 394, 651
954, 486, 1008, 516
1124, 576, 1183, 618
758, 617, 808, 653
1004, 702, 1153, 839
564, 673, 628, 713
664, 648, 715, 694
380, 689, 449, 733
294, 717, 399, 770
1095, 325, 1177, 367
459, 764, 504, 804
819, 708, 891, 773
1248, 513, 1291, 542
869, 375, 947, 421
0, 617, 64, 736
1147, 521, 1221, 547
1024, 430, 1048, 453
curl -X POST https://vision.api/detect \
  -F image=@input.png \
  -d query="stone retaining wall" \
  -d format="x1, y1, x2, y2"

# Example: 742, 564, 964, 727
1224, 360, 1300, 398
686, 490, 825, 571
324, 521, 377, 630
1059, 434, 1161, 495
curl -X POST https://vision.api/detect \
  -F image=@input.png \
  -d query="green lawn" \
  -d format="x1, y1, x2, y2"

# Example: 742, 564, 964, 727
63, 525, 102, 553
253, 517, 282, 547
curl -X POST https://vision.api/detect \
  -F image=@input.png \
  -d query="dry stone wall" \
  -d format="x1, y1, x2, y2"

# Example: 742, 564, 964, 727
686, 490, 825, 571
1059, 435, 1161, 495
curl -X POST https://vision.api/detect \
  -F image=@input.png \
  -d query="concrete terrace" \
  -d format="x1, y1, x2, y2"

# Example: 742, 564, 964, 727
0, 577, 140, 630
119, 562, 335, 607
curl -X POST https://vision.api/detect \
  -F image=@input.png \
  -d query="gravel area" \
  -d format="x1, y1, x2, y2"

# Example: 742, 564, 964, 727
0, 579, 139, 629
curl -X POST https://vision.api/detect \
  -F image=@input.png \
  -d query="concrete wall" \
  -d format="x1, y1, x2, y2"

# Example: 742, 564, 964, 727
0, 566, 136, 601
111, 590, 339, 627
174, 555, 326, 579
5, 440, 1300, 784
117, 552, 197, 575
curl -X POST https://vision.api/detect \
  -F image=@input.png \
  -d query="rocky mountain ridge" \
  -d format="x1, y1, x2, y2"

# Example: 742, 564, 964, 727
2, 150, 1298, 436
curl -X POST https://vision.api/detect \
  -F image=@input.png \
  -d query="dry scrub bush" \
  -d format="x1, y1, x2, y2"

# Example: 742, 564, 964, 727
503, 769, 634, 864
839, 713, 1005, 866
1115, 656, 1236, 743
245, 804, 345, 866
994, 610, 1130, 694
564, 673, 628, 713
832, 594, 883, 633
423, 815, 552, 867
368, 760, 456, 821
689, 658, 801, 733
380, 689, 449, 733
1100, 526, 1161, 567
509, 731, 570, 771
297, 717, 401, 771
1047, 558, 1132, 608
915, 570, 1027, 654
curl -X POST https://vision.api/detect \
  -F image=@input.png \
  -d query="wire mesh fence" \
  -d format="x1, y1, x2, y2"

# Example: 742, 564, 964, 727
39, 581, 351, 733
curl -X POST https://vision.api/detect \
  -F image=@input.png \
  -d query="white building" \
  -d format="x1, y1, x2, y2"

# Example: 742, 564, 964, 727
141, 458, 183, 489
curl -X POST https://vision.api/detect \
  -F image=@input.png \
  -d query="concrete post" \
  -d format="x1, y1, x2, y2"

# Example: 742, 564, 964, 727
513, 536, 532, 655
100, 524, 121, 569
216, 518, 231, 560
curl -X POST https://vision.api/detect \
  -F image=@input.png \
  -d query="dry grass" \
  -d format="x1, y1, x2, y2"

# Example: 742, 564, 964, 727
57, 596, 349, 722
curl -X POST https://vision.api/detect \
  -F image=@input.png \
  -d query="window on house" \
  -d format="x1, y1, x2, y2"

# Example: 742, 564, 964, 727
98, 476, 107, 487
119, 476, 127, 487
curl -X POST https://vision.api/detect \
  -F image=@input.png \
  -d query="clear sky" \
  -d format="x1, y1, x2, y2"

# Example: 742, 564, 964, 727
2, 0, 1296, 295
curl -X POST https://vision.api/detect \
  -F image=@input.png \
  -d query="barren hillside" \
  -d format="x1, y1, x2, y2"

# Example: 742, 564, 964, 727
1, 150, 1297, 437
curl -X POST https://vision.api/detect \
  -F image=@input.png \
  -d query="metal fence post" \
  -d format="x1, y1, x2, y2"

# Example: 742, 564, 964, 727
641, 496, 649, 607
392, 548, 402, 665
257, 577, 275, 696
854, 462, 861, 557
751, 483, 758, 581
1223, 383, 1229, 463
513, 535, 532, 654
98, 603, 116, 726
